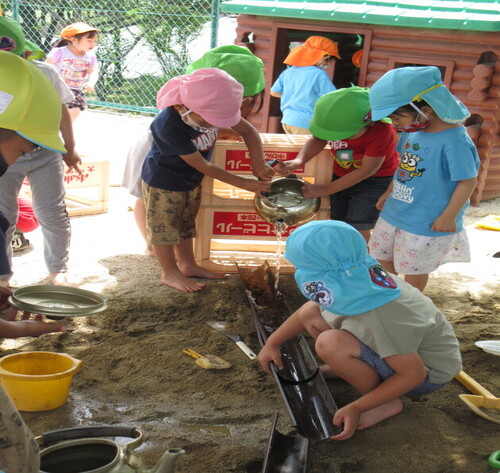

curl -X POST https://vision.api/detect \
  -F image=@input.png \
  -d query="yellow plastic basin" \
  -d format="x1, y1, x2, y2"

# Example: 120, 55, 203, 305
0, 351, 82, 411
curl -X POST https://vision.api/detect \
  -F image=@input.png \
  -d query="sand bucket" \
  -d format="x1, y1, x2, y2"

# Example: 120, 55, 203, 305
0, 351, 82, 411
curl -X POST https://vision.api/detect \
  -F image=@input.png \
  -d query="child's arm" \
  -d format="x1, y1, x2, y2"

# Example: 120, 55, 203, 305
284, 136, 328, 172
375, 181, 394, 210
231, 119, 280, 180
302, 154, 386, 198
84, 66, 99, 93
431, 177, 477, 233
179, 151, 271, 194
331, 352, 427, 440
60, 104, 82, 174
258, 301, 327, 374
0, 317, 65, 338
270, 90, 281, 98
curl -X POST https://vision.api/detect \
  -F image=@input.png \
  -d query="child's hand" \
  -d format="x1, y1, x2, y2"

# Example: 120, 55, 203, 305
283, 159, 302, 172
301, 182, 329, 199
244, 179, 272, 194
252, 162, 275, 181
375, 193, 389, 211
63, 150, 83, 175
258, 342, 283, 374
330, 404, 362, 441
0, 286, 12, 313
83, 86, 95, 93
431, 214, 457, 233
272, 161, 291, 177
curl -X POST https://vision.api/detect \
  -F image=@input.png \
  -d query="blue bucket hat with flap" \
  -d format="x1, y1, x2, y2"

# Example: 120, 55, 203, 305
284, 220, 401, 316
369, 66, 470, 124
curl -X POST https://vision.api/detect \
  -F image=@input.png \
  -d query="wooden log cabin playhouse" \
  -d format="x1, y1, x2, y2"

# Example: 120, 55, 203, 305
221, 0, 500, 204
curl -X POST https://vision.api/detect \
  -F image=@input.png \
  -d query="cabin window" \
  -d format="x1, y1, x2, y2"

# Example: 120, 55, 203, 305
388, 57, 454, 87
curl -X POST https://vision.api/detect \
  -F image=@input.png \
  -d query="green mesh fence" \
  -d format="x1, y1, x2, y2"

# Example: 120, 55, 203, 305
4, 0, 221, 114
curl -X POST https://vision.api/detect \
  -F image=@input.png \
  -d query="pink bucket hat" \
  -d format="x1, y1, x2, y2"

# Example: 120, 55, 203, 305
156, 68, 243, 128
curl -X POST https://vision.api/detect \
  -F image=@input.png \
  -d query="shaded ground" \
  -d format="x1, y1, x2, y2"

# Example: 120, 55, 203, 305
2, 111, 499, 472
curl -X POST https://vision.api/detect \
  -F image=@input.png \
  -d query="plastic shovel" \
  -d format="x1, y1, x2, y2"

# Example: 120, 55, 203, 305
455, 371, 500, 424
182, 348, 232, 370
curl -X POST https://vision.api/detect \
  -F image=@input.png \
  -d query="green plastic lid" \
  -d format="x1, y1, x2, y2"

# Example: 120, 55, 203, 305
186, 45, 265, 97
309, 86, 371, 140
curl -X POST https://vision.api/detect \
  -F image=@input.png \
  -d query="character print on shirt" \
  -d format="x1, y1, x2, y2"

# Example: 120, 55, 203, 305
396, 152, 425, 184
328, 140, 361, 170
193, 129, 218, 153
301, 280, 334, 307
369, 265, 398, 289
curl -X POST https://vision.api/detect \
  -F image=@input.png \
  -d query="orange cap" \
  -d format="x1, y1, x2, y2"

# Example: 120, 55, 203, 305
284, 36, 341, 67
60, 22, 98, 40
352, 50, 363, 68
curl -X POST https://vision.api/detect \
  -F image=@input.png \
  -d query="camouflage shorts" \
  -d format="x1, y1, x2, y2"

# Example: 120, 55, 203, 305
142, 182, 201, 245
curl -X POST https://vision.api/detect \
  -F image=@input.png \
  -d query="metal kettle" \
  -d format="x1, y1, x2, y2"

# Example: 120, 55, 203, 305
37, 425, 185, 473
254, 175, 320, 228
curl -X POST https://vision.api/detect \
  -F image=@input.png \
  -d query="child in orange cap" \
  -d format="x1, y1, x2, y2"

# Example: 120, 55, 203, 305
46, 22, 99, 121
142, 68, 271, 293
270, 36, 340, 134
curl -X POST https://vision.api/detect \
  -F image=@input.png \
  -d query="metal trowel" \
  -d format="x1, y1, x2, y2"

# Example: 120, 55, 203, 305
206, 321, 257, 360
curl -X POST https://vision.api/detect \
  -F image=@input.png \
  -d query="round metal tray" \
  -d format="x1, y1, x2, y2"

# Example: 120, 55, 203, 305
8, 285, 107, 317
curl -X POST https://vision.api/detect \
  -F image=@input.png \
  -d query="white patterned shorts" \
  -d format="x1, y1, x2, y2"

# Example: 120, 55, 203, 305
369, 218, 471, 275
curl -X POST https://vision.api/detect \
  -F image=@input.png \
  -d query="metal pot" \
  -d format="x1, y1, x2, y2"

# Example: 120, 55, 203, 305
37, 426, 184, 473
254, 176, 320, 227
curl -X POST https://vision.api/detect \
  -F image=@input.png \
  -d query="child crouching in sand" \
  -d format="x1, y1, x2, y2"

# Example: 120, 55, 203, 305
141, 68, 271, 293
258, 220, 462, 439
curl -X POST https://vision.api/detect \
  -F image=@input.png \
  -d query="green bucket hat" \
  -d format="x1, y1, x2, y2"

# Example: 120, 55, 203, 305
25, 40, 45, 60
186, 45, 265, 97
0, 15, 26, 56
0, 16, 44, 59
0, 51, 66, 153
309, 86, 372, 141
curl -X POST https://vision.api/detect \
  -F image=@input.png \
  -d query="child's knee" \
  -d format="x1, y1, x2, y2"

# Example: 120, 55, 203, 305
315, 329, 359, 358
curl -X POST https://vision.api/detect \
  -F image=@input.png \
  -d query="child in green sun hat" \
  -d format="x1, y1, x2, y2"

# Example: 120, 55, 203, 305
0, 15, 79, 287
283, 86, 399, 242
0, 51, 68, 473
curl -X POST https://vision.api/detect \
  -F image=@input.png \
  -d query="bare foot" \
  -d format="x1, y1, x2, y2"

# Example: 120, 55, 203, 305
160, 272, 206, 293
358, 399, 404, 430
179, 263, 228, 279
49, 272, 77, 287
319, 364, 339, 379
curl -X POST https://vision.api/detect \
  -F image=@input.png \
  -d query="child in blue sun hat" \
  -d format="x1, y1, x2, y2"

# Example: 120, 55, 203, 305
367, 66, 479, 292
258, 220, 462, 440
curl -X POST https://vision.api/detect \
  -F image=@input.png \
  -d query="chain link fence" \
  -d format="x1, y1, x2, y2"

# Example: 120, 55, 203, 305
4, 0, 221, 113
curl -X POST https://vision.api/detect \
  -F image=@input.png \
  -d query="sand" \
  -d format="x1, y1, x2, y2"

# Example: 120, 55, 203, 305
1, 111, 499, 473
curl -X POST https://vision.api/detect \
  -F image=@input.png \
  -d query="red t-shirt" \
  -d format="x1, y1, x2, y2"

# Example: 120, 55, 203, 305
328, 121, 399, 178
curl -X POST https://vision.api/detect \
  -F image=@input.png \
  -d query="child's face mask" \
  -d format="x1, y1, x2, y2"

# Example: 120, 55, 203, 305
180, 109, 217, 133
392, 103, 430, 133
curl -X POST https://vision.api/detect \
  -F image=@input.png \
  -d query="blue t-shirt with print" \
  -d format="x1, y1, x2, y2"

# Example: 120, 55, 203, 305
271, 66, 335, 129
380, 126, 479, 237
141, 107, 218, 191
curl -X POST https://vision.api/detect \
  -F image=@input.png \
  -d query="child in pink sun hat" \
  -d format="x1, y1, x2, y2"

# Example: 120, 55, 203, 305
141, 68, 271, 293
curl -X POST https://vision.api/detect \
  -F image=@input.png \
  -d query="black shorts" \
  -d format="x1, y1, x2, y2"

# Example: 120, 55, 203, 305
67, 89, 88, 111
329, 174, 393, 231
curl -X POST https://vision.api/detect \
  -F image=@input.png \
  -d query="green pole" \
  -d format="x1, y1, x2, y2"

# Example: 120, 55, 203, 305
12, 0, 20, 20
210, 0, 220, 49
